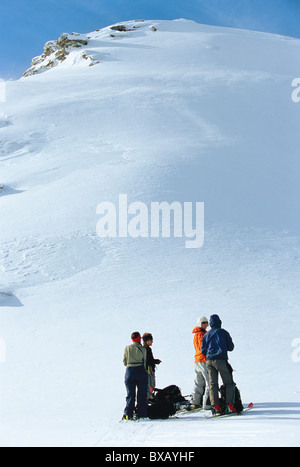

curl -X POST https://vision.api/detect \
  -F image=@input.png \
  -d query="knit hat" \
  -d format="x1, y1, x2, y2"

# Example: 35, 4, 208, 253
131, 332, 141, 343
197, 316, 209, 327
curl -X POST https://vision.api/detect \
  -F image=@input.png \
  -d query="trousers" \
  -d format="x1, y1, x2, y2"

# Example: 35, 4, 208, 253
147, 366, 156, 398
124, 365, 148, 418
192, 362, 210, 408
206, 359, 236, 406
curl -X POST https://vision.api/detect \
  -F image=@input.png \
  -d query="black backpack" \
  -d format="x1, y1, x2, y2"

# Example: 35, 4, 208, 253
218, 363, 244, 413
147, 385, 186, 419
219, 384, 244, 413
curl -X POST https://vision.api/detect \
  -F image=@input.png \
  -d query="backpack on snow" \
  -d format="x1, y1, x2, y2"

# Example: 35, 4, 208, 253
219, 363, 244, 413
219, 384, 244, 413
147, 385, 187, 419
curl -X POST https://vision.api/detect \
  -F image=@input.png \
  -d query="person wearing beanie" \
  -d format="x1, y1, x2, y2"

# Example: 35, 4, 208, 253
122, 332, 148, 420
191, 317, 211, 410
142, 333, 162, 398
201, 315, 236, 415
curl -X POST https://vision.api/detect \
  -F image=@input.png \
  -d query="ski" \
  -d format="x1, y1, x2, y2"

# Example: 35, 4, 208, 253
205, 402, 253, 420
120, 404, 253, 422
176, 405, 203, 415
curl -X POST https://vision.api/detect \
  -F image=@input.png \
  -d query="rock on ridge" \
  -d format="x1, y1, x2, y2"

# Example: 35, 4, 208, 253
23, 32, 97, 77
23, 20, 159, 77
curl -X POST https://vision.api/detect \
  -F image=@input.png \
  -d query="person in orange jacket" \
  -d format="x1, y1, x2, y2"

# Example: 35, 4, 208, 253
191, 316, 211, 409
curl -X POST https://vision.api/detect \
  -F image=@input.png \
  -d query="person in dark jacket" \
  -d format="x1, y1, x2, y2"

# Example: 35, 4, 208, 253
201, 315, 236, 414
142, 333, 162, 398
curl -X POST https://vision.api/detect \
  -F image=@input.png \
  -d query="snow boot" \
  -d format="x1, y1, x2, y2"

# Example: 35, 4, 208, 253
226, 403, 237, 414
122, 415, 134, 421
211, 404, 223, 415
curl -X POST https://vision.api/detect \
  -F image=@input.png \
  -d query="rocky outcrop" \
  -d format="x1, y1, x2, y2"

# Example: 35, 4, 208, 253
23, 21, 159, 77
23, 33, 96, 77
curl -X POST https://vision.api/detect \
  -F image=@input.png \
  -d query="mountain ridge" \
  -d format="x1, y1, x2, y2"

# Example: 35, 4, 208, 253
0, 19, 300, 447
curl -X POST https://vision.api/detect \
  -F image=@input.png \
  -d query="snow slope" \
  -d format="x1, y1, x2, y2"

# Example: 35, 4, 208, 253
0, 19, 300, 447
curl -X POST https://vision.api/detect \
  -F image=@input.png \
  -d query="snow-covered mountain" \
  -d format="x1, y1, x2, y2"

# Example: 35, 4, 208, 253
0, 19, 300, 447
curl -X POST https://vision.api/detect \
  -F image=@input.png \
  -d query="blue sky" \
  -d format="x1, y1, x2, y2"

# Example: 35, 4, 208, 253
0, 0, 300, 79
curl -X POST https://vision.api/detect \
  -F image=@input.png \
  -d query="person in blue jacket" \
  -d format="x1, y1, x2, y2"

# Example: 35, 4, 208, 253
201, 314, 236, 414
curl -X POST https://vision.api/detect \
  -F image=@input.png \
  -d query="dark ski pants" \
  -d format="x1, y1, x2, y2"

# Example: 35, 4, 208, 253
207, 359, 236, 406
124, 365, 148, 418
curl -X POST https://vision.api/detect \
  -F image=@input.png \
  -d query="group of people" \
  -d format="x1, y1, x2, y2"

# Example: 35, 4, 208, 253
122, 314, 236, 420
191, 315, 236, 414
122, 332, 162, 420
